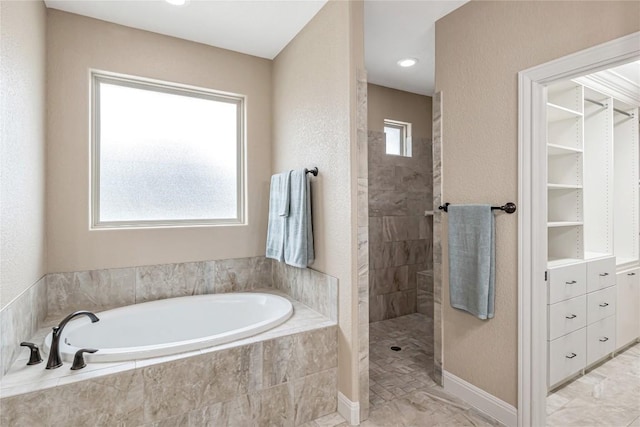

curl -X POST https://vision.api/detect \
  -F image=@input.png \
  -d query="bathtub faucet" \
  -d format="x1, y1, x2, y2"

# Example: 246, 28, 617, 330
46, 311, 99, 369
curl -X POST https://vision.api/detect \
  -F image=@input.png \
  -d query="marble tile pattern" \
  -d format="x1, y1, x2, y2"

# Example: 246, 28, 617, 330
0, 276, 47, 377
273, 262, 338, 321
0, 322, 339, 426
432, 92, 444, 385
417, 270, 434, 318
357, 68, 371, 423
342, 313, 499, 427
46, 256, 272, 319
546, 342, 640, 427
368, 130, 433, 323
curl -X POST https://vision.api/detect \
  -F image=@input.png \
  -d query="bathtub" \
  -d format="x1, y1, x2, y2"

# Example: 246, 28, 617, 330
43, 293, 293, 363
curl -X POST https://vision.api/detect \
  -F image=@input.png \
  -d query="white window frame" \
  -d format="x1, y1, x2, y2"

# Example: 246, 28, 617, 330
384, 119, 412, 157
90, 70, 245, 229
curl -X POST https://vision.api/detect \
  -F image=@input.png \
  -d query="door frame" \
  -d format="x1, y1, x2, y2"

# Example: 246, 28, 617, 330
517, 32, 640, 427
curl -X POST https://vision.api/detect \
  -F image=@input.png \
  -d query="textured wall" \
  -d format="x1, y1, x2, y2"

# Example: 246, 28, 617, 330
367, 86, 432, 322
272, 0, 358, 400
46, 10, 272, 273
367, 84, 432, 138
0, 0, 47, 309
435, 0, 640, 406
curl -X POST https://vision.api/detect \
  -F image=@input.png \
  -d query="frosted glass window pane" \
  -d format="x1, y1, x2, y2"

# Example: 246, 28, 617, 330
96, 79, 241, 224
384, 125, 401, 155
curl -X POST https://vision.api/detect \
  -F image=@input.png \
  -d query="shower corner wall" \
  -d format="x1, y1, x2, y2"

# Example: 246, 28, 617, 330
368, 129, 434, 323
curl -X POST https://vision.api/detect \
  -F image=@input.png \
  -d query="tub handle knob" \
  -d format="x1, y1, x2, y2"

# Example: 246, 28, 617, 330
71, 348, 98, 370
20, 342, 43, 365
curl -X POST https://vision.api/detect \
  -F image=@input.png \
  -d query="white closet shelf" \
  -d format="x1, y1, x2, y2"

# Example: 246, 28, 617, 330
547, 257, 583, 268
584, 251, 613, 261
547, 144, 583, 155
548, 183, 583, 190
547, 103, 583, 122
548, 221, 584, 228
616, 256, 639, 267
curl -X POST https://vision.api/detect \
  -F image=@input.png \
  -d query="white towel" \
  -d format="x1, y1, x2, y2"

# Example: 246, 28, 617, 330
265, 171, 291, 262
284, 169, 314, 268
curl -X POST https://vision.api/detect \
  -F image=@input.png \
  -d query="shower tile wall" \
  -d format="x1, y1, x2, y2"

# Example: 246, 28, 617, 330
368, 130, 433, 322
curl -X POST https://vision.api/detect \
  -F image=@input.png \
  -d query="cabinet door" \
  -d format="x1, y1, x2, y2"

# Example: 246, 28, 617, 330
616, 268, 640, 348
586, 257, 616, 293
548, 295, 587, 341
548, 263, 587, 304
586, 286, 616, 325
548, 328, 586, 388
586, 316, 615, 366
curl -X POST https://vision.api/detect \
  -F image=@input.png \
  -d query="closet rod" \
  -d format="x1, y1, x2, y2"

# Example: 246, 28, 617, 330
584, 98, 633, 118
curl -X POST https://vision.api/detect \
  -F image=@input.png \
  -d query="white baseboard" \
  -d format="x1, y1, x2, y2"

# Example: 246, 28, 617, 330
337, 392, 360, 425
443, 371, 517, 427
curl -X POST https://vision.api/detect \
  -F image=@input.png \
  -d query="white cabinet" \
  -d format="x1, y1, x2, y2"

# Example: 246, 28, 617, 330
616, 268, 640, 348
548, 295, 586, 341
586, 286, 616, 325
586, 257, 616, 293
547, 257, 618, 388
548, 328, 586, 387
586, 316, 616, 366
548, 263, 586, 304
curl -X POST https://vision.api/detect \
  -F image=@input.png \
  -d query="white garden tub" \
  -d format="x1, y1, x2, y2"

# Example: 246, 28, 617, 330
43, 293, 293, 363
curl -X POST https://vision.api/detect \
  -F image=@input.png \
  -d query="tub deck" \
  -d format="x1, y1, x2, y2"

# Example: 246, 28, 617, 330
1, 289, 334, 398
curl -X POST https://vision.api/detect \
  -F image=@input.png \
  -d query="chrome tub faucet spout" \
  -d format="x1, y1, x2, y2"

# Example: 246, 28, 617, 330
46, 311, 99, 369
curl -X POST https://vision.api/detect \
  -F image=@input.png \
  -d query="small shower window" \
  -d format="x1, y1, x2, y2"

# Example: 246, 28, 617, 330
91, 71, 245, 229
384, 119, 412, 157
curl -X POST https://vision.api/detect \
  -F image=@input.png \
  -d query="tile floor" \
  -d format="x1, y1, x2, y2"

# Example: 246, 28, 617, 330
546, 342, 640, 427
303, 313, 500, 427
304, 316, 640, 427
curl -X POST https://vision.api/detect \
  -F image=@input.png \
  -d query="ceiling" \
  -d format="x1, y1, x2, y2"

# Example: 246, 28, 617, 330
44, 0, 468, 96
364, 0, 467, 95
44, 0, 328, 60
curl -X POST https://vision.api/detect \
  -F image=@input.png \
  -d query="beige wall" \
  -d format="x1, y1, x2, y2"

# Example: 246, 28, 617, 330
367, 84, 432, 138
0, 0, 47, 309
46, 10, 272, 273
436, 0, 640, 406
273, 0, 361, 400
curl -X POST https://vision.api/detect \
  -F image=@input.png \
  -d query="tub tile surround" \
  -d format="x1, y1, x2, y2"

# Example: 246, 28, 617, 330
0, 257, 338, 425
1, 295, 339, 426
273, 261, 338, 321
0, 276, 47, 376
368, 130, 433, 323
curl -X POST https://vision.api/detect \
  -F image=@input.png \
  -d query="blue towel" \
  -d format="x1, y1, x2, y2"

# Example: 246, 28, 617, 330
284, 169, 314, 268
266, 171, 291, 262
447, 204, 495, 320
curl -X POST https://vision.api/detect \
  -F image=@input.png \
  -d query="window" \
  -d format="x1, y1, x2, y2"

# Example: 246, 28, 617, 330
384, 119, 412, 157
91, 72, 244, 228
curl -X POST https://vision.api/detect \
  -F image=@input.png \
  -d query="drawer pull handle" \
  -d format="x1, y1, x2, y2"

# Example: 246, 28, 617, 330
599, 337, 609, 342
565, 280, 577, 285
599, 302, 609, 307
628, 273, 637, 276
565, 353, 577, 359
565, 314, 577, 319
599, 273, 609, 277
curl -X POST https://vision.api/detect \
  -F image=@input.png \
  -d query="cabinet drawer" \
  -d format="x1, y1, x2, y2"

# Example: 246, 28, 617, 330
548, 263, 587, 304
586, 316, 615, 366
586, 257, 616, 293
548, 295, 587, 340
616, 268, 640, 348
587, 286, 616, 325
548, 328, 586, 387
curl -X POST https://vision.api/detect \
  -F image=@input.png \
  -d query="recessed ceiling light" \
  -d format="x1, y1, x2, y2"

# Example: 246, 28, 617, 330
397, 58, 418, 68
165, 0, 188, 6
